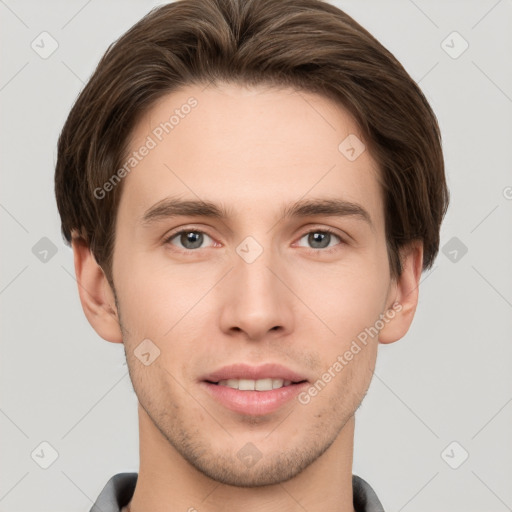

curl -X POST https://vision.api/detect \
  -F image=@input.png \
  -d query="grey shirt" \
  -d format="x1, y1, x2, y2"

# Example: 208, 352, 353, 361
90, 473, 385, 512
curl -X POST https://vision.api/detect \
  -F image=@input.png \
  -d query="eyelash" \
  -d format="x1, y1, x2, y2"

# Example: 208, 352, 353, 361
163, 226, 346, 255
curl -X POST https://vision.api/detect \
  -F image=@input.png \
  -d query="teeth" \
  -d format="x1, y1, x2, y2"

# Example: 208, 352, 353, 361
217, 378, 293, 390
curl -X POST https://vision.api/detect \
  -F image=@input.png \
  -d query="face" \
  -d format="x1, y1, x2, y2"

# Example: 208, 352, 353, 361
110, 82, 397, 486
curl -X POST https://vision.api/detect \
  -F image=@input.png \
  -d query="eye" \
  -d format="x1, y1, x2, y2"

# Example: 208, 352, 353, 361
163, 227, 346, 254
296, 228, 345, 252
164, 229, 216, 251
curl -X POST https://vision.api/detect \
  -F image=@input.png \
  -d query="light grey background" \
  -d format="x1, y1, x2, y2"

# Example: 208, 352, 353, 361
1, 0, 511, 511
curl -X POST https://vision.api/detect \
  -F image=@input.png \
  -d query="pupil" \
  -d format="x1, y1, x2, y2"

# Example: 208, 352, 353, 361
310, 232, 329, 249
179, 232, 330, 250
182, 232, 202, 249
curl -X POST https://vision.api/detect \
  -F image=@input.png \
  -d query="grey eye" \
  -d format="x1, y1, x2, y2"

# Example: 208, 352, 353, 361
169, 230, 214, 250
297, 230, 341, 250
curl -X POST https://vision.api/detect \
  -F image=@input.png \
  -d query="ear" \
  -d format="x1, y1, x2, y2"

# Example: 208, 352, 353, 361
71, 237, 123, 343
378, 240, 424, 344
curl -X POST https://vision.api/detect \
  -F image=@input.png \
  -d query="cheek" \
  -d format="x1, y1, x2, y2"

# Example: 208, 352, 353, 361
113, 249, 202, 337
293, 256, 389, 343
113, 230, 390, 347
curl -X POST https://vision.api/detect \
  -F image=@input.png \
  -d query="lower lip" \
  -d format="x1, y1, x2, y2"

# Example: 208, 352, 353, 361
200, 381, 309, 416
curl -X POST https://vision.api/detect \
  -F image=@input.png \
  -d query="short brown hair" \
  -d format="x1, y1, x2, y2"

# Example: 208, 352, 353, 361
55, 0, 449, 285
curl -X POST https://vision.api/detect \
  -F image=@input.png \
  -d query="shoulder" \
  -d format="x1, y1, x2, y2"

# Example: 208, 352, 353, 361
352, 474, 385, 512
90, 473, 138, 512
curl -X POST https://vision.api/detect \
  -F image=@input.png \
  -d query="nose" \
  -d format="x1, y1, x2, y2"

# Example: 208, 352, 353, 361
218, 244, 294, 342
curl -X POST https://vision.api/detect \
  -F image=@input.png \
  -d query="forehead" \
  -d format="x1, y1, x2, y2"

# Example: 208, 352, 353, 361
118, 82, 384, 231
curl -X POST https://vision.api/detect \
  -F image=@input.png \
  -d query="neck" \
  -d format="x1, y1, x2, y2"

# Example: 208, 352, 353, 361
127, 404, 356, 512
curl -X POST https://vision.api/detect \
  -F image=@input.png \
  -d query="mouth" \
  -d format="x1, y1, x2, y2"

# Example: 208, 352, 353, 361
204, 378, 308, 391
199, 363, 310, 415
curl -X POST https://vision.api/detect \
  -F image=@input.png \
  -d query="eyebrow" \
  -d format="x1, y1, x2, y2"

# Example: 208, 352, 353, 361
141, 196, 374, 231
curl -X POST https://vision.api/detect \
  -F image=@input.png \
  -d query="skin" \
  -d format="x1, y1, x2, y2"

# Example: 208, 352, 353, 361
73, 82, 423, 512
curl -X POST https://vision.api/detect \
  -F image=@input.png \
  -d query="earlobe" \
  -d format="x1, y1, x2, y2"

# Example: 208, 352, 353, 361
378, 241, 424, 345
71, 238, 123, 344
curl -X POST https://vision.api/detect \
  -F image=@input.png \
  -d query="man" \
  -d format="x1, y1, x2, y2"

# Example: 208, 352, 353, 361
54, 0, 449, 510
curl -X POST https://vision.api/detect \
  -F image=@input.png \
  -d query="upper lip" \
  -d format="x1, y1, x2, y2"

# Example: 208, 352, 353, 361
201, 363, 309, 383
